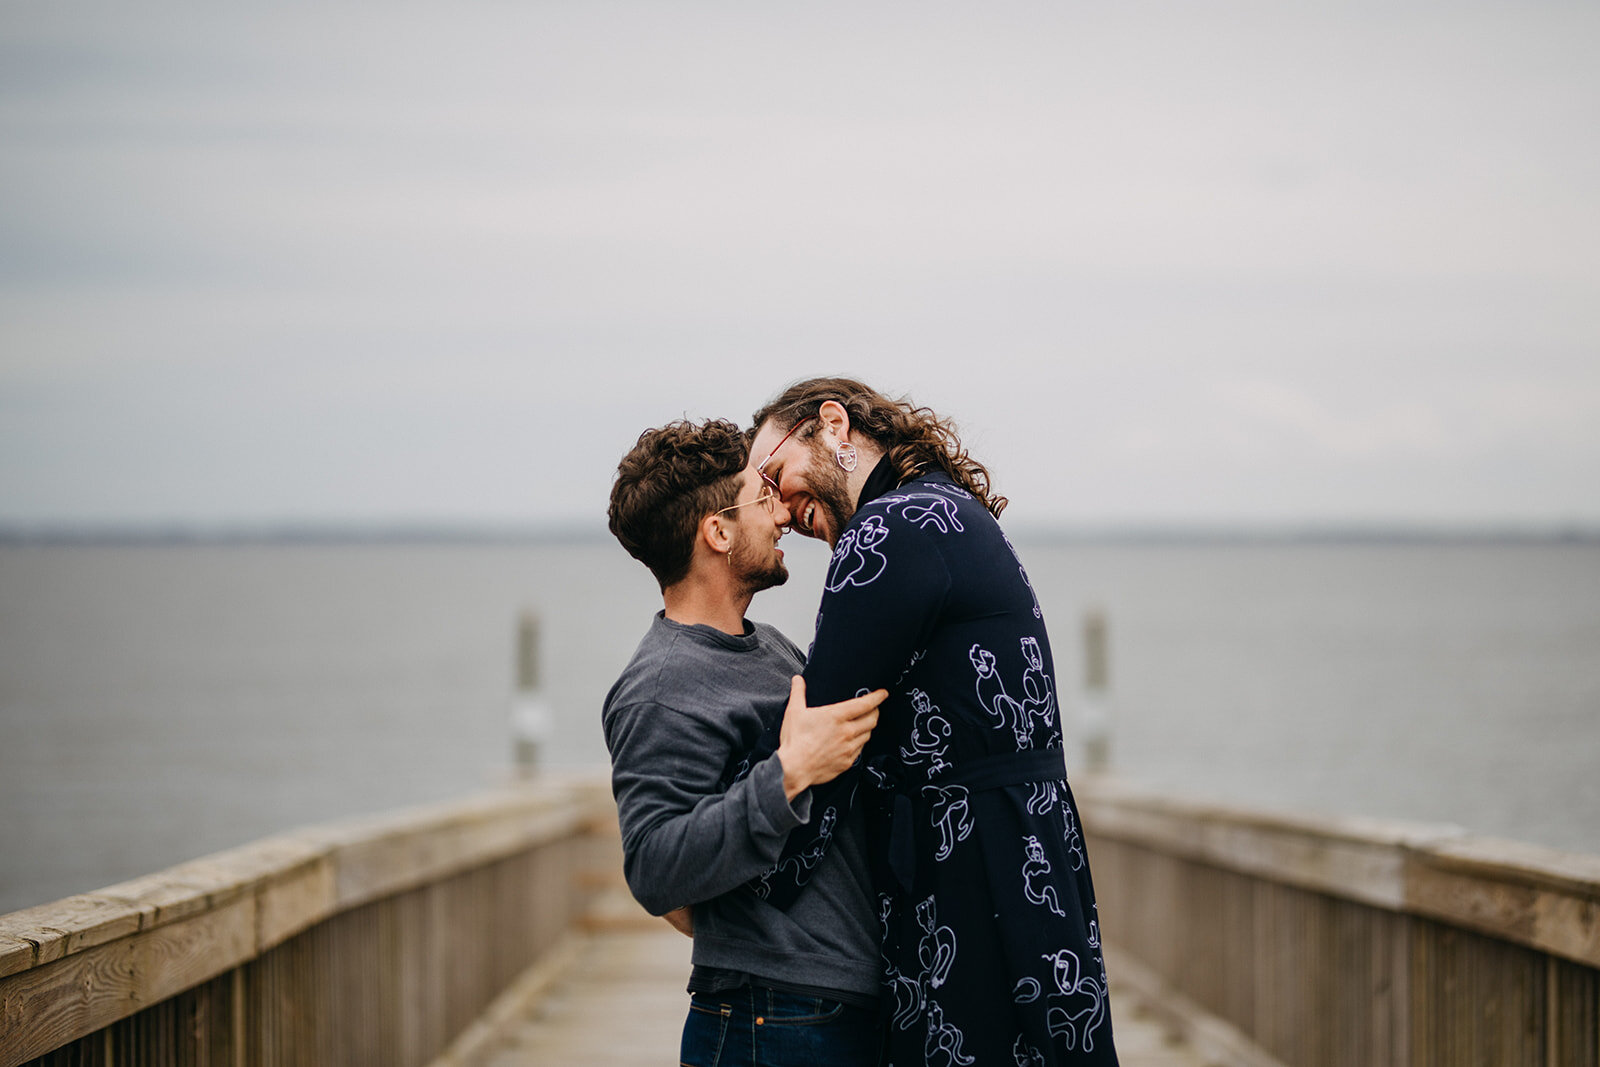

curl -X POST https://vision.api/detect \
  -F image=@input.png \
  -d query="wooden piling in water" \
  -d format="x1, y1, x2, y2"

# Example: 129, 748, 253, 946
1081, 607, 1112, 771
510, 611, 551, 778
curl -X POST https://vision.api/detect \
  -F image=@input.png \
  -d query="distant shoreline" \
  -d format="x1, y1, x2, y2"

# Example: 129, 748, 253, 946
3, 523, 1597, 548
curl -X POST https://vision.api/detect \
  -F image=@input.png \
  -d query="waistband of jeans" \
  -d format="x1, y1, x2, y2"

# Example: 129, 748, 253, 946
688, 969, 879, 1010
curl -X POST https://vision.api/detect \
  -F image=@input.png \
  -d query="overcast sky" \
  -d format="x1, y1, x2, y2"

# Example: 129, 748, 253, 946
3, 1, 1597, 530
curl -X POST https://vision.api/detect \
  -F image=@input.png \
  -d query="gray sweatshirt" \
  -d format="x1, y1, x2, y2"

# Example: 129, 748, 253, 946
601, 612, 879, 1002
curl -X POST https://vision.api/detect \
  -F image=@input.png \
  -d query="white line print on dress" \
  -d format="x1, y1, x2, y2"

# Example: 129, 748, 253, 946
823, 486, 970, 599
1025, 781, 1086, 871
775, 806, 836, 881
900, 688, 953, 773
1000, 528, 1044, 620
916, 896, 957, 991
895, 495, 964, 534
881, 895, 924, 1031
1013, 1034, 1047, 1067
913, 897, 970, 1063
894, 647, 927, 687
924, 1001, 975, 1067
1040, 947, 1110, 1053
824, 514, 891, 591
926, 482, 973, 499
1061, 793, 1087, 871
1019, 637, 1057, 735
970, 644, 1032, 748
923, 783, 973, 861
1022, 835, 1067, 916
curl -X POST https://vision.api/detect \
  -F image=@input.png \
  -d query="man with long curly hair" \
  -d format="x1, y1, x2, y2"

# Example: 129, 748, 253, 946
747, 378, 1120, 1065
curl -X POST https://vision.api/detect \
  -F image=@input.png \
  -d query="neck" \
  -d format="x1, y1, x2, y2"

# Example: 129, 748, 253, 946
843, 441, 887, 512
662, 571, 753, 636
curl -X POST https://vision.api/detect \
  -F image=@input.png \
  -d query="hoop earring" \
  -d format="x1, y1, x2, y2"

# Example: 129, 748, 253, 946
835, 441, 858, 473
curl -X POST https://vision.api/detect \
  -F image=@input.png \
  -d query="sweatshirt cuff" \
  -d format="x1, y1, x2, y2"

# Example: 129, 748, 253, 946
755, 753, 811, 831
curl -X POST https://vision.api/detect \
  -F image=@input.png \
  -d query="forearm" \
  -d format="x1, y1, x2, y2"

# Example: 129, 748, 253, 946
616, 751, 808, 914
774, 739, 823, 801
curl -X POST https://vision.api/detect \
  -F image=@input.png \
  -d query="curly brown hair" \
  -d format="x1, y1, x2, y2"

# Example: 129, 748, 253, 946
607, 419, 748, 590
751, 377, 1007, 517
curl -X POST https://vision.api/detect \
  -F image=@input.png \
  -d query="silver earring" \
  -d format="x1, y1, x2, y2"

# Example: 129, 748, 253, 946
835, 441, 858, 472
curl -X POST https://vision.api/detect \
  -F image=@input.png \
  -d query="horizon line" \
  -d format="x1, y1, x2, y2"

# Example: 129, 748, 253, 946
2, 518, 1597, 548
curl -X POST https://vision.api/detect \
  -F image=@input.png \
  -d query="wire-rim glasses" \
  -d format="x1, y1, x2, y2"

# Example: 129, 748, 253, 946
754, 414, 817, 495
714, 489, 778, 517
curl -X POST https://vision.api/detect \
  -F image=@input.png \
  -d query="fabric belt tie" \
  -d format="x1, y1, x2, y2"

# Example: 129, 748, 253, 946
883, 747, 1067, 893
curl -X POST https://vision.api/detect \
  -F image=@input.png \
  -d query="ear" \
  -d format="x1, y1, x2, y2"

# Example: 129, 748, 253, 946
698, 510, 733, 557
818, 399, 851, 440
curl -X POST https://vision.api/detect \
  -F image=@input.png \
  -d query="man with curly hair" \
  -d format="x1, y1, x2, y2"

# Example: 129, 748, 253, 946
748, 379, 1120, 1065
604, 418, 888, 1066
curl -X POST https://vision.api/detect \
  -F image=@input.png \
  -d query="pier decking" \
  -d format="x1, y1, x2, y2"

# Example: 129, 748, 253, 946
466, 922, 1213, 1067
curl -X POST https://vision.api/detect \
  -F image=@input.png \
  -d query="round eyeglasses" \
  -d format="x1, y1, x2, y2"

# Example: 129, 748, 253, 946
755, 414, 817, 495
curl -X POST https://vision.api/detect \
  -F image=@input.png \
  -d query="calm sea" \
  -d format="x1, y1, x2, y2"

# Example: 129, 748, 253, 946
2, 537, 1597, 914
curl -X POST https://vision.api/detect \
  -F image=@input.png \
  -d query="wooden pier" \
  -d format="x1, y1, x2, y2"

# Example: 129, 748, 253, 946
3, 773, 1597, 1066
453, 924, 1212, 1067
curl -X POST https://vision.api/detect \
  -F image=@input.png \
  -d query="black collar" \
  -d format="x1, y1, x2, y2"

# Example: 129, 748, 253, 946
856, 455, 906, 509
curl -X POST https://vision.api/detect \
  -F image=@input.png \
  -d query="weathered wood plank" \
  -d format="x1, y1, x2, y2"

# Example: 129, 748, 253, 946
254, 854, 337, 952
1406, 836, 1600, 970
0, 781, 608, 1065
1078, 783, 1460, 911
0, 896, 143, 978
1079, 777, 1600, 964
0, 786, 580, 988
295, 795, 582, 912
0, 938, 35, 984
0, 894, 255, 1067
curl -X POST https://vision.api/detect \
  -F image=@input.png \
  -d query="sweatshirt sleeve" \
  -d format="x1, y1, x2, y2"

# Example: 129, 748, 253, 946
605, 697, 811, 916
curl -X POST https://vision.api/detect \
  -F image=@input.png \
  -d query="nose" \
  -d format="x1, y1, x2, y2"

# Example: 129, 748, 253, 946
769, 493, 793, 528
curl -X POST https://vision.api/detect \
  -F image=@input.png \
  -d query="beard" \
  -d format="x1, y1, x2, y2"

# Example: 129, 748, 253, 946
798, 437, 856, 544
730, 528, 789, 595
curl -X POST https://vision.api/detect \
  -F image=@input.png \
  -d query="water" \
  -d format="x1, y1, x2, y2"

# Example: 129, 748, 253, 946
2, 538, 1597, 914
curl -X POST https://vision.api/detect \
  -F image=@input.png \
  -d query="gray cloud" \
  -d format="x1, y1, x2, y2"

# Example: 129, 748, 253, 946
2, 1, 1597, 527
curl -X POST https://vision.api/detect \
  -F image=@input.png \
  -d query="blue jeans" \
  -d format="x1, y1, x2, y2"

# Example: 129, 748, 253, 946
680, 986, 882, 1067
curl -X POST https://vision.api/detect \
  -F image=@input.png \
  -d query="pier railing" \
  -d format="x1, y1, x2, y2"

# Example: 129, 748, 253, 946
1077, 776, 1600, 1067
6, 773, 1598, 1066
0, 776, 623, 1067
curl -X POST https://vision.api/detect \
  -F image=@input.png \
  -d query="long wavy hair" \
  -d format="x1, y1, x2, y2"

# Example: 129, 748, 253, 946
751, 377, 1007, 518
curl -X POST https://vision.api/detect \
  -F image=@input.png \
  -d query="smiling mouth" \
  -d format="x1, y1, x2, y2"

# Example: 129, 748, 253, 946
794, 501, 819, 536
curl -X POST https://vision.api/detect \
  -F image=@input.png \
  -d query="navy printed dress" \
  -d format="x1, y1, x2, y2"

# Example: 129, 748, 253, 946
757, 470, 1118, 1066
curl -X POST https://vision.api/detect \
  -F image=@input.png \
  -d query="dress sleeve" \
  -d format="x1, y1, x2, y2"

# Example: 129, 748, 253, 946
755, 508, 952, 908
805, 510, 951, 704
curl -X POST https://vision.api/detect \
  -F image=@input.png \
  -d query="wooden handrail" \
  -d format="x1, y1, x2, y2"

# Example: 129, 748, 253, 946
1076, 776, 1600, 1066
1077, 776, 1600, 967
0, 774, 618, 1067
7, 772, 1595, 1066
